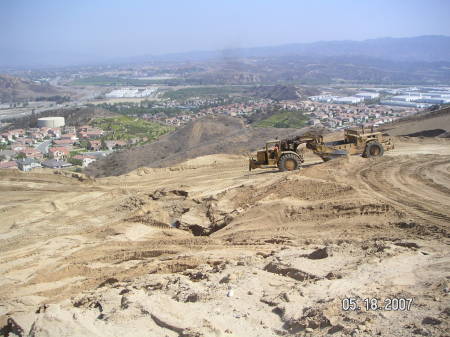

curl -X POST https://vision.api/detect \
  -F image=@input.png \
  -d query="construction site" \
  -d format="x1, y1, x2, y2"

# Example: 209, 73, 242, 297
0, 109, 449, 337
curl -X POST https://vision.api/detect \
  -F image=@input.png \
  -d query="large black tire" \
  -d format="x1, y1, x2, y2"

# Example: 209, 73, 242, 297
364, 141, 384, 158
278, 153, 301, 171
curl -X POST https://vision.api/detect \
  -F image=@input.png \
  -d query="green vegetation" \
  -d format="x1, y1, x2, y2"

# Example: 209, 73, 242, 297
67, 157, 82, 166
162, 86, 248, 100
36, 95, 71, 103
93, 102, 192, 118
255, 110, 309, 128
69, 76, 186, 86
90, 116, 173, 143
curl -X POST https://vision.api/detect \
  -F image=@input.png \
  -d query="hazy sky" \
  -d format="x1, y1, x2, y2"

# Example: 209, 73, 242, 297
1, 0, 450, 62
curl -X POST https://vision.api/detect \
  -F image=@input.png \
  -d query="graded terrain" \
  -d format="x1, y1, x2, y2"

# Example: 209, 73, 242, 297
0, 136, 449, 337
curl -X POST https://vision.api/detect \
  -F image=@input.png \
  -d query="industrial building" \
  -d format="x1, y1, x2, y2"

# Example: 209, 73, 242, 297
355, 92, 380, 100
380, 100, 431, 108
105, 87, 157, 98
309, 95, 363, 104
37, 117, 65, 128
332, 96, 364, 104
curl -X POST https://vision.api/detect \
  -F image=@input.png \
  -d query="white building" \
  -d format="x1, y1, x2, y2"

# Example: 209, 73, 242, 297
332, 96, 364, 104
308, 95, 334, 103
355, 92, 380, 100
105, 87, 157, 98
380, 100, 431, 108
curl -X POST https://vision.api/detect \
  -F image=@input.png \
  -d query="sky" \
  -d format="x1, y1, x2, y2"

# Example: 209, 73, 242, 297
1, 0, 450, 66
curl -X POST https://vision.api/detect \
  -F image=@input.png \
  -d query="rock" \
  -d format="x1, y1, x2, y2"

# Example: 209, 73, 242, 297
442, 307, 450, 316
307, 247, 330, 260
357, 324, 366, 331
264, 262, 318, 281
394, 242, 420, 249
328, 324, 344, 334
220, 274, 236, 283
305, 327, 314, 332
413, 328, 431, 336
98, 278, 119, 288
227, 290, 234, 297
422, 316, 441, 325
120, 296, 130, 309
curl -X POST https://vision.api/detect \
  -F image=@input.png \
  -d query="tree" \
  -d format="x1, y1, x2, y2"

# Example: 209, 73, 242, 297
68, 157, 82, 166
101, 139, 107, 150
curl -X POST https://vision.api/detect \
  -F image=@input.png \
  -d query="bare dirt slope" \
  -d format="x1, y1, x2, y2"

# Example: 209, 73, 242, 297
381, 107, 450, 137
0, 137, 449, 337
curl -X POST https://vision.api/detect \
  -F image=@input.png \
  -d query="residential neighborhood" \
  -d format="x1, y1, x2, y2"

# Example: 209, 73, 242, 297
0, 120, 129, 171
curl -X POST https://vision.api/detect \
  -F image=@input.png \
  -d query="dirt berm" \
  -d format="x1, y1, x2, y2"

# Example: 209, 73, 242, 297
86, 115, 323, 177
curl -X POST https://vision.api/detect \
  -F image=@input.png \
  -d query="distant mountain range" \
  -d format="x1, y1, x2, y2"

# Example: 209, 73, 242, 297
1, 36, 449, 69
137, 35, 450, 64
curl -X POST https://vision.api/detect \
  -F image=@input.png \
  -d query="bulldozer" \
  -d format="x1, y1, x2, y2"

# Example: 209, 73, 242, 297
249, 127, 394, 171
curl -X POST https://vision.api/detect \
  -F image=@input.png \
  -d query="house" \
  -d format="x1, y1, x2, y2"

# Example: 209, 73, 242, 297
104, 140, 127, 150
1, 132, 14, 141
19, 147, 43, 159
0, 161, 18, 169
61, 133, 78, 141
30, 132, 45, 141
41, 159, 72, 169
49, 147, 70, 160
78, 125, 90, 132
53, 139, 75, 146
84, 129, 104, 139
48, 128, 61, 138
11, 145, 26, 153
9, 129, 25, 138
88, 140, 102, 151
72, 154, 96, 167
64, 126, 76, 134
17, 158, 41, 171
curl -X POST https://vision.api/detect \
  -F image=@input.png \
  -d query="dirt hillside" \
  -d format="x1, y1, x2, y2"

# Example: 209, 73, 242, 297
381, 106, 450, 137
1, 132, 449, 336
85, 115, 323, 177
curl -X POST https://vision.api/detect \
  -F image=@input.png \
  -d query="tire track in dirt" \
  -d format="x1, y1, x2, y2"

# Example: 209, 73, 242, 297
357, 155, 450, 225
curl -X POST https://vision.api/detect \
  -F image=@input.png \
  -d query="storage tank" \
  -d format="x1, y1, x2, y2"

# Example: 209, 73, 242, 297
37, 117, 65, 128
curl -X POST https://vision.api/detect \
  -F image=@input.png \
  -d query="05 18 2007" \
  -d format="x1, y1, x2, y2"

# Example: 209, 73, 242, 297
341, 297, 414, 311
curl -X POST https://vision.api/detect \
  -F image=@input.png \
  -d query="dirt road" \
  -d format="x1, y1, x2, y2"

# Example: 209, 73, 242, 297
0, 137, 449, 336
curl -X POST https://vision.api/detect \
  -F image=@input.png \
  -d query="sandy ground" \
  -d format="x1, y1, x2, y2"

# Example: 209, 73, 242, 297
0, 136, 449, 337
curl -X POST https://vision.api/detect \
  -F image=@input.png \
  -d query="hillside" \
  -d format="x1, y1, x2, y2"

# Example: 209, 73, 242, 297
85, 115, 320, 177
0, 75, 62, 103
381, 107, 450, 137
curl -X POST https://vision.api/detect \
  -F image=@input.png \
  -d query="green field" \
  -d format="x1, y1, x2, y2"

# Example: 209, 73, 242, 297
255, 110, 309, 128
90, 116, 174, 143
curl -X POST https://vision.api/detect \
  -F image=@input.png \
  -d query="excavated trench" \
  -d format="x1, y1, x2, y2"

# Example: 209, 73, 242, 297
119, 188, 235, 237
